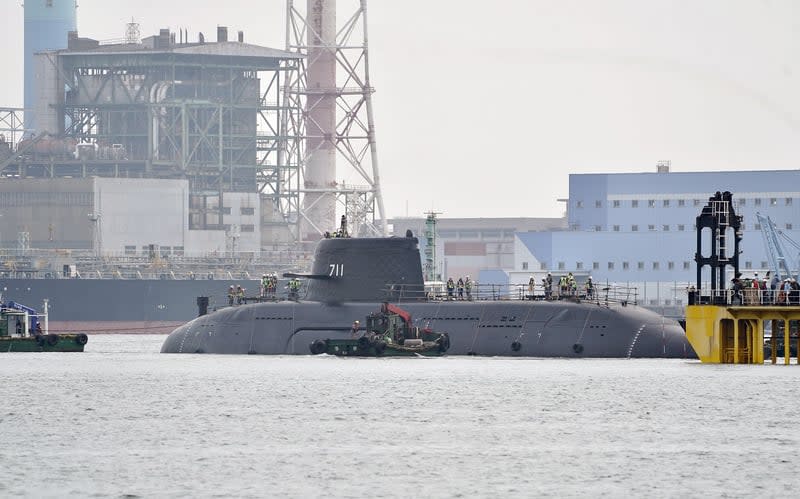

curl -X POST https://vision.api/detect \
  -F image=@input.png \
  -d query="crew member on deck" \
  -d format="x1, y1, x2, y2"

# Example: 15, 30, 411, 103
228, 285, 235, 306
351, 320, 360, 338
457, 277, 465, 300
446, 278, 455, 300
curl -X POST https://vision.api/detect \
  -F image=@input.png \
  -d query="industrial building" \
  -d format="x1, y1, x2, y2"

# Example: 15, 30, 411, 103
3, 12, 305, 267
486, 167, 800, 314
1, 0, 386, 279
390, 216, 566, 282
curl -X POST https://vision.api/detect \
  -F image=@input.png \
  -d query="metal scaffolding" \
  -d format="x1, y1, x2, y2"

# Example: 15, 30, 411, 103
1, 32, 305, 240
285, 0, 386, 239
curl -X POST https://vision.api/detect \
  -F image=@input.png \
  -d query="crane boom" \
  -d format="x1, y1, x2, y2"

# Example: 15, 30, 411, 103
756, 212, 798, 281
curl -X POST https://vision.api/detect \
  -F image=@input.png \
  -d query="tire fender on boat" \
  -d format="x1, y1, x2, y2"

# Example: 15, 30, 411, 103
310, 339, 328, 355
438, 333, 450, 352
75, 334, 88, 346
511, 341, 522, 352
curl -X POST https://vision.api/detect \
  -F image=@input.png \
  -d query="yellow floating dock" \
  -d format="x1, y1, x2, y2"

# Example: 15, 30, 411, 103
686, 305, 800, 364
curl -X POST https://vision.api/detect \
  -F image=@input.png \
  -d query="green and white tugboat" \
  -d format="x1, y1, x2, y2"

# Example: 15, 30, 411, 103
0, 299, 88, 352
309, 303, 450, 357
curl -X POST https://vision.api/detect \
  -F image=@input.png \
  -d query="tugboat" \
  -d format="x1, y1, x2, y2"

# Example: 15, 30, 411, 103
0, 299, 88, 352
309, 303, 450, 357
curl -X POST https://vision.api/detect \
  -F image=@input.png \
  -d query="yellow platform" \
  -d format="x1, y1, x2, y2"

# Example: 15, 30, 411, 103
686, 305, 800, 364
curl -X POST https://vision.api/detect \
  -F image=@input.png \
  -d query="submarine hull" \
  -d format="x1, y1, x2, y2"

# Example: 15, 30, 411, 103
161, 300, 693, 358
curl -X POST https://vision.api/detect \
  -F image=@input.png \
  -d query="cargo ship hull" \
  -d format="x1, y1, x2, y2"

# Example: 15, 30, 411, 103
0, 278, 260, 333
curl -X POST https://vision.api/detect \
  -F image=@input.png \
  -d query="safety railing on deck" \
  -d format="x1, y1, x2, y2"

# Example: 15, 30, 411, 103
690, 287, 800, 307
385, 283, 638, 307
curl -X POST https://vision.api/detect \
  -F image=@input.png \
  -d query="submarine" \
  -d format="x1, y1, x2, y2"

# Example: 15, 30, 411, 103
161, 232, 694, 357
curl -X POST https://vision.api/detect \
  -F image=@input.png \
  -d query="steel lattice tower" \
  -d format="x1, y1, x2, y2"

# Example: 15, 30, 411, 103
284, 0, 386, 240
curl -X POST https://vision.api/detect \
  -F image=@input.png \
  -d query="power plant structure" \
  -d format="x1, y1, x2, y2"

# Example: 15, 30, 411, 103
286, 0, 386, 239
0, 0, 385, 278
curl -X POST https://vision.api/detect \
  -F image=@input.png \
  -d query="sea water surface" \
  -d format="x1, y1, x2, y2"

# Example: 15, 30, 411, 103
2, 335, 800, 498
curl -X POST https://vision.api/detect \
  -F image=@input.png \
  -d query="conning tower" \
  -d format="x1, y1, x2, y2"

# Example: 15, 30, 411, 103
301, 235, 425, 303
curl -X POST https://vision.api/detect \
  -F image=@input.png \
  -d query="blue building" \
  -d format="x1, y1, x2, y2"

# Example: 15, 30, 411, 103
496, 168, 800, 310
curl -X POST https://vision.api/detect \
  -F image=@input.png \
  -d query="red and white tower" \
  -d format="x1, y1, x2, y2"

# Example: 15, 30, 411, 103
285, 0, 386, 240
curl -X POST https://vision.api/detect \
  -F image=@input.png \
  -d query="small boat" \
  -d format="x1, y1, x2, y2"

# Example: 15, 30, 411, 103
309, 302, 450, 357
0, 299, 88, 352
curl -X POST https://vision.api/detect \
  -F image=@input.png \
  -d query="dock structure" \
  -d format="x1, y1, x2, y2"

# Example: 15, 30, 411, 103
685, 191, 800, 364
686, 301, 800, 364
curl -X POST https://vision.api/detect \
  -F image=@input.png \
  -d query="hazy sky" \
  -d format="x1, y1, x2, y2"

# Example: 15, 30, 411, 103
1, 0, 798, 219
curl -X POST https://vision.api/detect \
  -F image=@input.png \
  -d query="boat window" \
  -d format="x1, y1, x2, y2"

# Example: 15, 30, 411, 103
632, 200, 639, 208
622, 261, 629, 270
607, 262, 614, 270
652, 262, 660, 270
631, 224, 638, 231
638, 262, 644, 270
786, 198, 793, 206
613, 225, 620, 232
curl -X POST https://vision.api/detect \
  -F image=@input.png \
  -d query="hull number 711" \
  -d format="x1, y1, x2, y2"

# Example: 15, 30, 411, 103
329, 264, 344, 277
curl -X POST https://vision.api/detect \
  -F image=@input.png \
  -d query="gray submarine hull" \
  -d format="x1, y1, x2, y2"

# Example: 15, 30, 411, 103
161, 300, 692, 357
161, 236, 694, 357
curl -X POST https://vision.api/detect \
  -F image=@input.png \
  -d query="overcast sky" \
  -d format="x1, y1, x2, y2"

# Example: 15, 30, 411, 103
1, 0, 798, 219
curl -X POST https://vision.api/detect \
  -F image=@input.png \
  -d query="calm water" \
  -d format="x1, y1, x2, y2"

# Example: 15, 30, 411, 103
2, 335, 800, 498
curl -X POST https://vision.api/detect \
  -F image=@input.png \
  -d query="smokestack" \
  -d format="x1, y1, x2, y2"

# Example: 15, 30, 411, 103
217, 26, 228, 42
24, 0, 78, 135
302, 0, 337, 241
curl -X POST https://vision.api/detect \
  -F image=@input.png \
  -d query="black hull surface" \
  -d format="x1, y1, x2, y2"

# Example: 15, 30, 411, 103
161, 300, 694, 358
0, 278, 261, 332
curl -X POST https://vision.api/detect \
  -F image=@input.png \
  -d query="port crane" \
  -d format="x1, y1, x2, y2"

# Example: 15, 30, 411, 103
756, 212, 800, 281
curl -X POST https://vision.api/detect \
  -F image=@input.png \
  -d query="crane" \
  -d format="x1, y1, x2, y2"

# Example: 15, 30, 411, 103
756, 212, 800, 281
